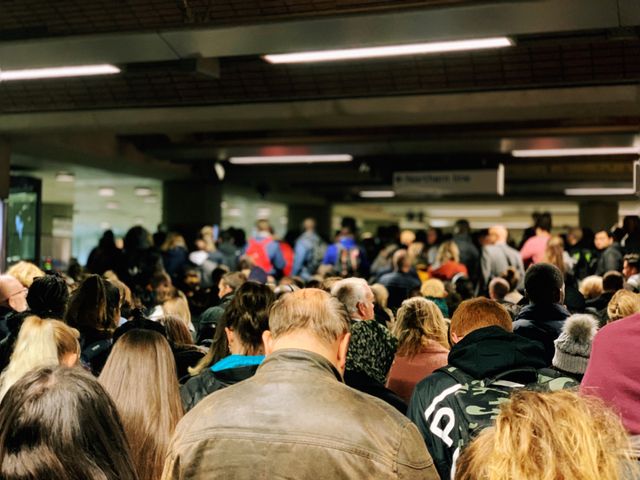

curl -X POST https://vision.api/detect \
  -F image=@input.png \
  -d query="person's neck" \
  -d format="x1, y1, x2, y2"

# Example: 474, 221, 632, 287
271, 334, 339, 369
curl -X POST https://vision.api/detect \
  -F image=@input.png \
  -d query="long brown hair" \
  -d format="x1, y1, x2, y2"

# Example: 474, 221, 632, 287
542, 236, 566, 277
0, 366, 138, 480
393, 297, 449, 356
65, 274, 120, 331
99, 329, 183, 480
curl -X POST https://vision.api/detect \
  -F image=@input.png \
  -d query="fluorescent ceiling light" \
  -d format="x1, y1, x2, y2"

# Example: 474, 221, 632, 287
359, 190, 396, 198
513, 147, 640, 157
229, 154, 352, 165
55, 172, 75, 183
0, 64, 120, 81
564, 188, 636, 196
263, 37, 513, 64
428, 208, 502, 217
98, 187, 115, 197
134, 187, 153, 197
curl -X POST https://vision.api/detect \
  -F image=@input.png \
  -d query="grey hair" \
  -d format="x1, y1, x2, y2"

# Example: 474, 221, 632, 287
330, 277, 369, 314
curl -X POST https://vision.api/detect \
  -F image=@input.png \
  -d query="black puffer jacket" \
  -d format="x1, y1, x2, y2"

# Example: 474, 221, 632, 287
180, 363, 259, 412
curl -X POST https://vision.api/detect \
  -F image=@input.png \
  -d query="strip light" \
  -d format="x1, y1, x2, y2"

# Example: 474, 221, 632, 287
229, 154, 353, 165
263, 37, 513, 64
513, 147, 640, 157
564, 188, 636, 196
359, 190, 396, 198
0, 64, 120, 81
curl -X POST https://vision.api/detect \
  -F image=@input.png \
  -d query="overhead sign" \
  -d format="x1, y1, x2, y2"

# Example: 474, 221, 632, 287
393, 165, 504, 196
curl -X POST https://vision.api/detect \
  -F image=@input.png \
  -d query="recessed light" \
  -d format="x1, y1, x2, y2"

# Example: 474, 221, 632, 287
134, 187, 153, 197
229, 154, 353, 165
359, 190, 396, 198
55, 172, 75, 183
513, 147, 639, 157
106, 202, 120, 210
263, 37, 513, 64
98, 187, 115, 197
0, 64, 120, 82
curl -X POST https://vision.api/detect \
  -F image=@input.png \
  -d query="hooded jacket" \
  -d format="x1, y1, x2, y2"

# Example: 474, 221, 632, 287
407, 326, 550, 480
513, 303, 570, 365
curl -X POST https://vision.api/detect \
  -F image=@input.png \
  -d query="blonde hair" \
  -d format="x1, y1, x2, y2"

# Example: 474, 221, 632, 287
436, 241, 460, 264
6, 261, 45, 288
0, 316, 79, 400
580, 275, 603, 300
456, 390, 637, 480
269, 288, 350, 345
370, 283, 389, 309
542, 236, 566, 276
393, 297, 449, 355
607, 289, 640, 322
163, 291, 191, 329
420, 278, 447, 298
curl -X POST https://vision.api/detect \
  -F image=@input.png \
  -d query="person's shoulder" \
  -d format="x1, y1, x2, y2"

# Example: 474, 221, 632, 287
412, 369, 455, 401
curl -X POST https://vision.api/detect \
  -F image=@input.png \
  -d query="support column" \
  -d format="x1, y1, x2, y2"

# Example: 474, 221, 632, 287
0, 142, 9, 272
287, 203, 332, 241
579, 201, 619, 232
163, 180, 221, 246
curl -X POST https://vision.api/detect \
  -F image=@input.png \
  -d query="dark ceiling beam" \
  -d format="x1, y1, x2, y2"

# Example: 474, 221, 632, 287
0, 0, 626, 70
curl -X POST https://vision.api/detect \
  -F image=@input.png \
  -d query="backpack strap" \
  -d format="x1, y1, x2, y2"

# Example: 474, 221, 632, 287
437, 365, 538, 387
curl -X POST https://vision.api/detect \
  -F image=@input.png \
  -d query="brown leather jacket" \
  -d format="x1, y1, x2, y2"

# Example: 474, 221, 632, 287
162, 349, 438, 480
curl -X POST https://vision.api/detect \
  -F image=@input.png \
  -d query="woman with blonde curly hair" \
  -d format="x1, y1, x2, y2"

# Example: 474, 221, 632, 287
580, 275, 603, 300
607, 289, 640, 323
455, 390, 637, 480
386, 297, 449, 402
429, 241, 468, 281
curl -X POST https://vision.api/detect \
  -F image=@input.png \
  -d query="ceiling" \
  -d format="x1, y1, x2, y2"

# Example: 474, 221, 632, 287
2, 0, 640, 205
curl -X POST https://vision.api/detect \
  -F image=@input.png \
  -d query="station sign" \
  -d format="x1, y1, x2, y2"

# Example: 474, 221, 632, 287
393, 164, 504, 196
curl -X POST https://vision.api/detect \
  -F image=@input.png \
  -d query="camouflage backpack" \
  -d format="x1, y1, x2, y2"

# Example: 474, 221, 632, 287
427, 365, 577, 479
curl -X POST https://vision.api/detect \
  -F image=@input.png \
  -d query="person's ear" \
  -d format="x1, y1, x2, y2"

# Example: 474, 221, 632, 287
262, 330, 274, 355
356, 302, 366, 318
225, 327, 234, 347
337, 332, 351, 375
451, 331, 462, 345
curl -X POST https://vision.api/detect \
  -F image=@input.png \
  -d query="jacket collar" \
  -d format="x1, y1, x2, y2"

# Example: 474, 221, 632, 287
258, 349, 343, 383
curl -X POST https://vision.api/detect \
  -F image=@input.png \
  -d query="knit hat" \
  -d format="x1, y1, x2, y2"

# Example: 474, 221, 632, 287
552, 314, 598, 374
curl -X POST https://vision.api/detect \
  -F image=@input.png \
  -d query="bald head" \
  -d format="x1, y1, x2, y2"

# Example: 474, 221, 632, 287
0, 275, 28, 312
302, 218, 316, 231
489, 225, 509, 244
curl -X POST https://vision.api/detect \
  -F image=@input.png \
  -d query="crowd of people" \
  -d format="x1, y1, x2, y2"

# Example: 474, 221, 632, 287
0, 210, 639, 479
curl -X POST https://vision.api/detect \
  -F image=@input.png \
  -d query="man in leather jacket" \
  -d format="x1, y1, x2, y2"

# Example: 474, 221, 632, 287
163, 288, 438, 480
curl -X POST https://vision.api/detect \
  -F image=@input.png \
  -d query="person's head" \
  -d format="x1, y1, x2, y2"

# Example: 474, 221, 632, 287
0, 275, 28, 313
123, 225, 152, 252
450, 298, 512, 344
488, 277, 510, 301
534, 212, 552, 234
594, 229, 614, 251
488, 225, 508, 244
602, 270, 624, 293
393, 297, 449, 355
256, 219, 272, 234
99, 329, 182, 480
369, 283, 389, 310
437, 240, 460, 264
399, 230, 416, 247
623, 253, 640, 279
160, 314, 194, 346
160, 232, 187, 252
607, 289, 640, 322
420, 278, 447, 299
524, 263, 564, 305
104, 274, 135, 319
302, 218, 316, 232
566, 226, 583, 247
579, 275, 603, 300
162, 290, 191, 329
455, 390, 635, 480
65, 275, 120, 332
99, 229, 116, 249
500, 267, 520, 293
542, 236, 566, 276
218, 271, 247, 299
26, 273, 69, 320
264, 288, 351, 374
454, 219, 471, 236
427, 227, 441, 246
0, 366, 138, 480
392, 249, 410, 272
330, 277, 375, 321
0, 315, 80, 400
6, 261, 44, 288
552, 314, 598, 375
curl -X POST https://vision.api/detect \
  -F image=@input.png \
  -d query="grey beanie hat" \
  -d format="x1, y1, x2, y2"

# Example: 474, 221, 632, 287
552, 314, 599, 375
